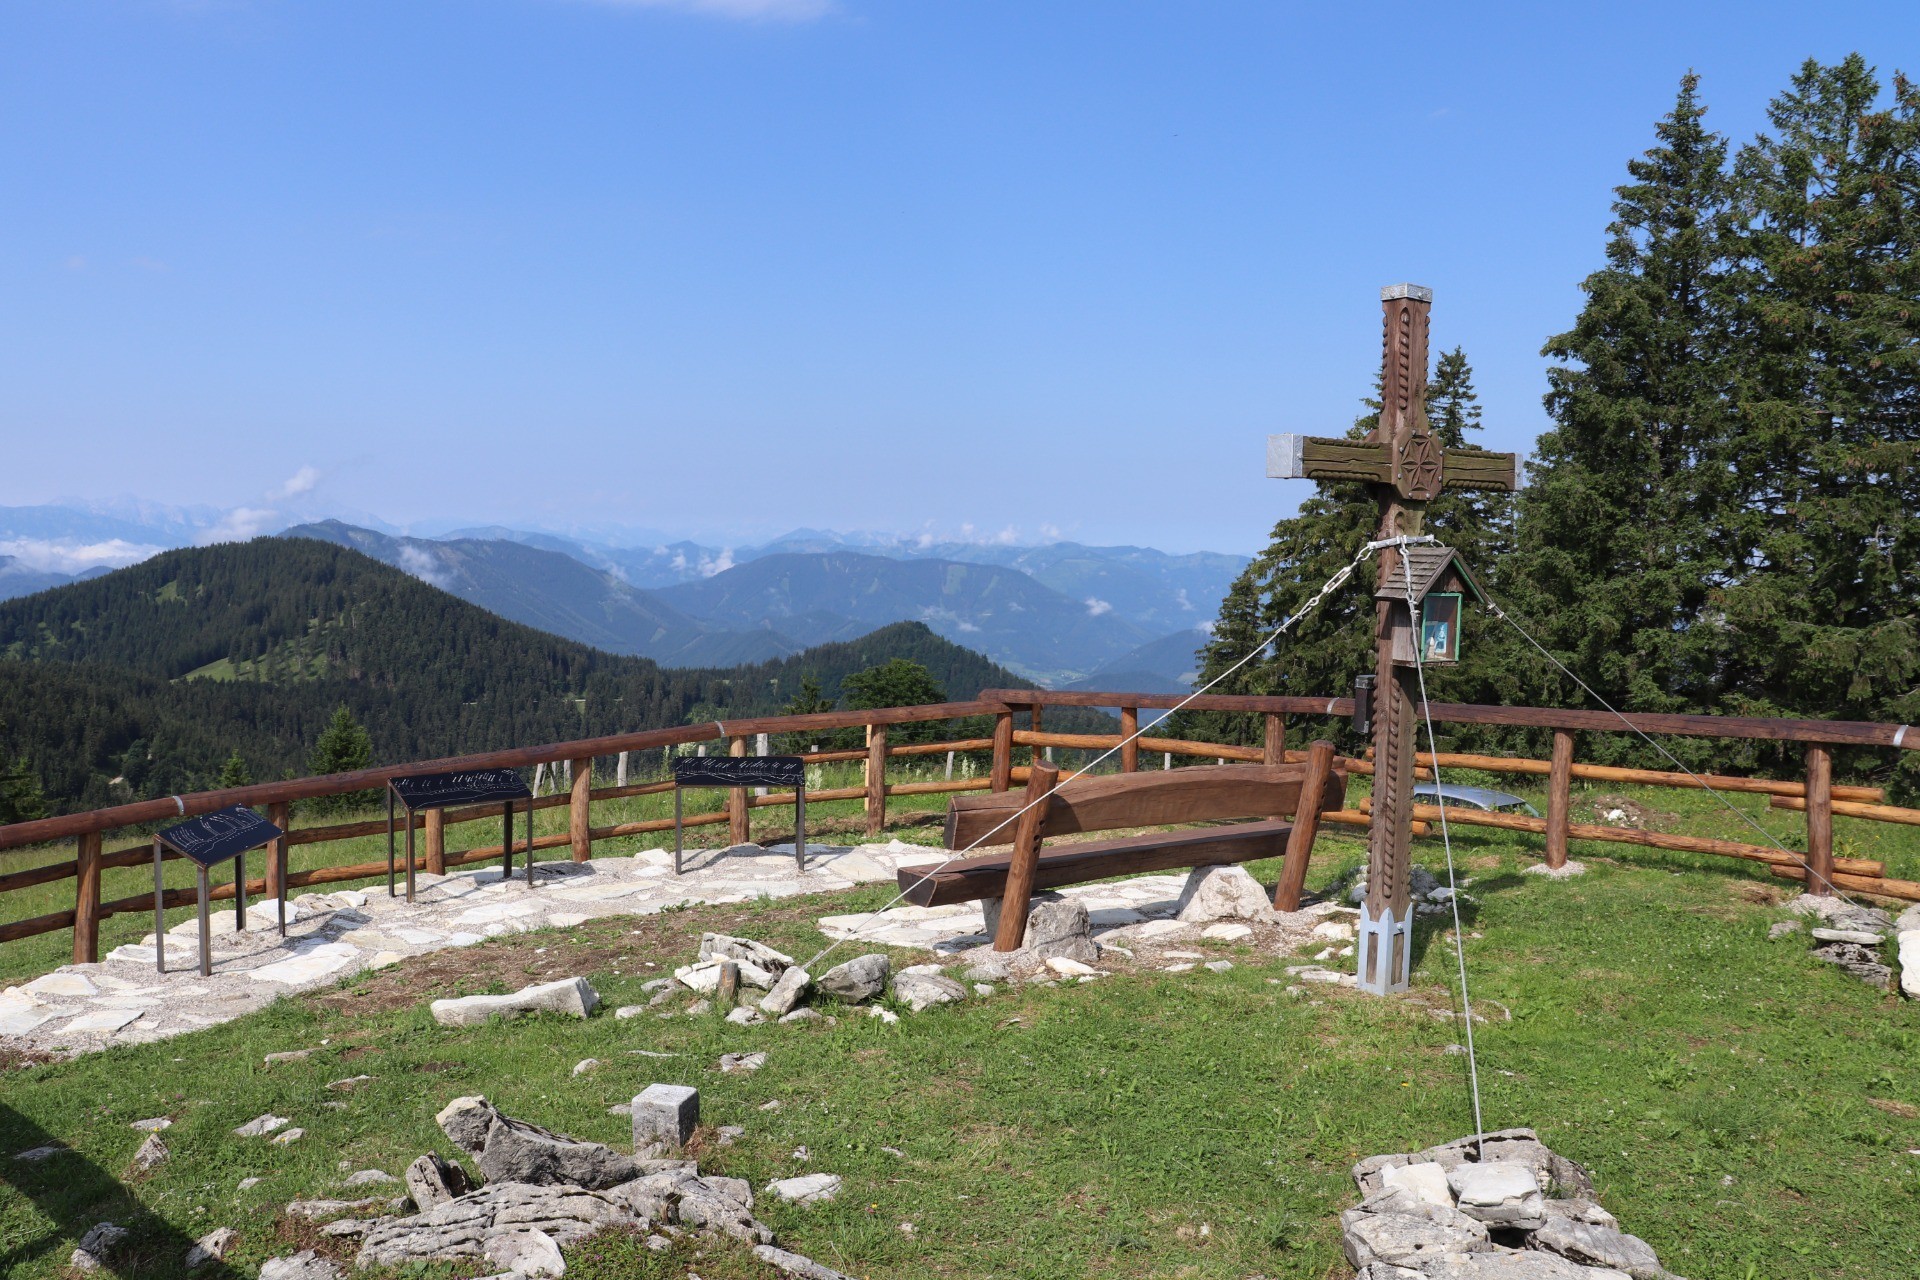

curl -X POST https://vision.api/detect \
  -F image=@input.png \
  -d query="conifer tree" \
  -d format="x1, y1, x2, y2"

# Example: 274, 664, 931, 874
216, 748, 253, 790
0, 750, 47, 824
1505, 74, 1745, 759
307, 706, 373, 813
1718, 56, 1920, 792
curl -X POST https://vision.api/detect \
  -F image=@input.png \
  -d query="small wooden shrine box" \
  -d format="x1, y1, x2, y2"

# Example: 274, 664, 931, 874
1374, 543, 1485, 666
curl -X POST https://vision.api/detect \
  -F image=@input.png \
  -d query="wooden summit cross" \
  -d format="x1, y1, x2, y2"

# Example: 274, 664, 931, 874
1268, 284, 1518, 994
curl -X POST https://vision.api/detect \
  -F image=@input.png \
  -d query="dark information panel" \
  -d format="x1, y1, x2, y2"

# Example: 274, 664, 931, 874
674, 757, 806, 788
158, 806, 283, 869
391, 768, 533, 810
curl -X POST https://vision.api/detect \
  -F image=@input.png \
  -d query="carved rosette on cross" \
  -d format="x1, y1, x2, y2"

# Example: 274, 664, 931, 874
1268, 285, 1519, 995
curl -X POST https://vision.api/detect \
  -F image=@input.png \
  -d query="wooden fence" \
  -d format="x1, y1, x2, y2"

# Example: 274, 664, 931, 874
2, 691, 1917, 965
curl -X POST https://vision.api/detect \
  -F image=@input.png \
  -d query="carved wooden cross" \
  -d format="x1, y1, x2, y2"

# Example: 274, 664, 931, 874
1268, 284, 1518, 994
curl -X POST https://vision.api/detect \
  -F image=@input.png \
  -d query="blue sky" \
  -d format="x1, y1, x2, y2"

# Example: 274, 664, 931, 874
2, 0, 1912, 554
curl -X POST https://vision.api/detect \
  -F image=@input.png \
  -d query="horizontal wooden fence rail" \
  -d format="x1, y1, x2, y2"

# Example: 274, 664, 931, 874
4, 690, 1919, 964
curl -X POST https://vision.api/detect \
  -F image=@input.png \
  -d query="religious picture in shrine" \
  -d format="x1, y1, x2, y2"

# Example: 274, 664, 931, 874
1421, 593, 1460, 663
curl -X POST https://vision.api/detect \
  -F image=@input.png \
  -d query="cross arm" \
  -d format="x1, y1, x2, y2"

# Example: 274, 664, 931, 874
1267, 433, 1517, 494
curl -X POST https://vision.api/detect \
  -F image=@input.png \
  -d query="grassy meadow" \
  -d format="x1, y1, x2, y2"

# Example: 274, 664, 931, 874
0, 768, 1918, 1278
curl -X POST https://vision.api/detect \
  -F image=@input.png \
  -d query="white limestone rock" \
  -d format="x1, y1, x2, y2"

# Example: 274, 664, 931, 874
1379, 1161, 1453, 1208
260, 1253, 344, 1280
484, 1227, 566, 1277
1900, 930, 1920, 1000
234, 1114, 290, 1138
892, 969, 967, 1012
1172, 865, 1276, 923
430, 977, 599, 1027
768, 1172, 842, 1204
817, 954, 890, 1002
405, 1152, 475, 1210
758, 965, 811, 1016
185, 1226, 237, 1269
1446, 1160, 1547, 1229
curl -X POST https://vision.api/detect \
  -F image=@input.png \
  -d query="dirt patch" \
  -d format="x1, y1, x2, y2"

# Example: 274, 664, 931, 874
0, 1044, 60, 1073
1590, 796, 1678, 831
1869, 1097, 1920, 1119
302, 896, 847, 1020
1728, 881, 1785, 906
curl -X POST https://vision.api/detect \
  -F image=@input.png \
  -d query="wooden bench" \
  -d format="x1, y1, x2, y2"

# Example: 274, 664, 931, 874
896, 740, 1347, 951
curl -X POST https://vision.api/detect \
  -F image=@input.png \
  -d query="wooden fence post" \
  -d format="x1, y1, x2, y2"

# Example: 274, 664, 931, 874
1806, 744, 1834, 896
73, 831, 102, 965
864, 722, 888, 838
990, 712, 1013, 793
1120, 707, 1139, 773
424, 807, 447, 876
265, 801, 290, 903
1030, 704, 1044, 767
569, 756, 592, 862
729, 735, 751, 845
1546, 729, 1575, 869
1263, 713, 1285, 767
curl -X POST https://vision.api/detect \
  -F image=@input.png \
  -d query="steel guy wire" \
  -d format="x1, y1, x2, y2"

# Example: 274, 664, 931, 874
797, 535, 1413, 974
1400, 556, 1487, 1154
1481, 594, 1863, 907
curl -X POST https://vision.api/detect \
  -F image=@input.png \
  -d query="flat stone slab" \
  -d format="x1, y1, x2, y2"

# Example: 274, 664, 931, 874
431, 977, 599, 1027
0, 840, 944, 1060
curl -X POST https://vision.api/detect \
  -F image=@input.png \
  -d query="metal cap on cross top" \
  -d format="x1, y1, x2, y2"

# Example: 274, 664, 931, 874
1267, 284, 1519, 995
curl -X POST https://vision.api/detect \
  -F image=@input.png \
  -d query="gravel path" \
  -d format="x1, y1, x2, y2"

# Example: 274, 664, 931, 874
0, 839, 936, 1058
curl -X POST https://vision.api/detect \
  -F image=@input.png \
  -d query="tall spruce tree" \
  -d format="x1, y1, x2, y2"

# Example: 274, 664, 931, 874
1506, 74, 1746, 765
1718, 56, 1920, 794
1180, 350, 1516, 751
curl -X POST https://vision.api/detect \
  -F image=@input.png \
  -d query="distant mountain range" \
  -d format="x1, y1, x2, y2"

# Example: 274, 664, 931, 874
0, 502, 1243, 687
0, 537, 1107, 812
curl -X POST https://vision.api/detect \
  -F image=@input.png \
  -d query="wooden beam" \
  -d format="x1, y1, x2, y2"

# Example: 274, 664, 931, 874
569, 756, 593, 863
265, 801, 290, 903
990, 712, 1013, 793
864, 722, 888, 838
1263, 714, 1285, 767
981, 689, 1919, 750
900, 820, 1295, 908
728, 735, 750, 845
1438, 448, 1519, 491
1120, 708, 1139, 774
1806, 745, 1834, 896
943, 762, 1347, 849
73, 832, 102, 965
423, 807, 447, 877
1769, 795, 1920, 826
993, 763, 1057, 951
1545, 729, 1574, 870
1274, 740, 1336, 912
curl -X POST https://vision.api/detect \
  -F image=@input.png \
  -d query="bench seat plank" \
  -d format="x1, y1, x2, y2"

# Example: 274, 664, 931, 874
896, 819, 1292, 908
943, 763, 1346, 849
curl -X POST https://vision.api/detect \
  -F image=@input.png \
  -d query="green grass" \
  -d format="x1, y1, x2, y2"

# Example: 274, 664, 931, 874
3, 796, 1920, 1279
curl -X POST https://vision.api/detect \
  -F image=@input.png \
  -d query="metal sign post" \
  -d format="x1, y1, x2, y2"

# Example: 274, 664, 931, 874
152, 805, 286, 978
388, 768, 536, 903
671, 755, 808, 875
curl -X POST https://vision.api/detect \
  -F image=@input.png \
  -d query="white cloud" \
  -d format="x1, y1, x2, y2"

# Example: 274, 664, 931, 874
1039, 522, 1062, 541
1084, 597, 1112, 617
1198, 619, 1217, 635
274, 464, 321, 499
201, 507, 279, 544
698, 548, 735, 576
397, 544, 454, 589
575, 0, 834, 21
1175, 588, 1192, 611
0, 537, 164, 574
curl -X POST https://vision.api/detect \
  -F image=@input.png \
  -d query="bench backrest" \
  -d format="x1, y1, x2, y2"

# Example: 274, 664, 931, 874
943, 762, 1348, 850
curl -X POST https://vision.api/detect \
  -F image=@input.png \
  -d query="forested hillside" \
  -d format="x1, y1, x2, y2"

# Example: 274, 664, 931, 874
0, 538, 1097, 814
